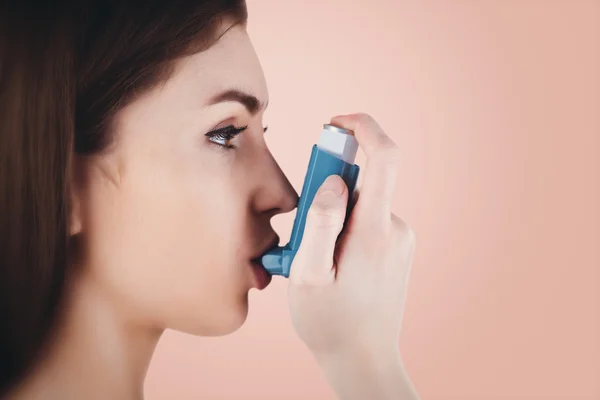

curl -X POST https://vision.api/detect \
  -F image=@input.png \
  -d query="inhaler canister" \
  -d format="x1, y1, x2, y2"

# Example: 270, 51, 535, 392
259, 124, 360, 278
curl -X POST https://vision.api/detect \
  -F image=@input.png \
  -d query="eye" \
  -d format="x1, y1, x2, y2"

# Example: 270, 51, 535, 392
205, 125, 269, 149
205, 125, 247, 148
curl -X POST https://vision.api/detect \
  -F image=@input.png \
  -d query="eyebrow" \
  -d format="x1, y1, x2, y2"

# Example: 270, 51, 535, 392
207, 89, 267, 115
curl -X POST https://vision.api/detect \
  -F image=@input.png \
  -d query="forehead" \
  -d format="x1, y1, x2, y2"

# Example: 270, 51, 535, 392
168, 25, 268, 107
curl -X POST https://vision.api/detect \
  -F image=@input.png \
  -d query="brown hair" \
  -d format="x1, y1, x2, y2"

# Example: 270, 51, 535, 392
0, 1, 247, 394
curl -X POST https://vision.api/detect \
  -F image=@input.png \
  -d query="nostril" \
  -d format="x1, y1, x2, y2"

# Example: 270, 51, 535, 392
285, 184, 300, 210
266, 187, 298, 216
283, 192, 299, 214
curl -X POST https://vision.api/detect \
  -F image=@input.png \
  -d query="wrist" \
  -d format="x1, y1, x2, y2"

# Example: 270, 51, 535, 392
315, 340, 402, 372
315, 342, 419, 400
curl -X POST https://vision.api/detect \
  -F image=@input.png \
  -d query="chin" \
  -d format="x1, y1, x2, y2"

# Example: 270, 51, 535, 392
175, 294, 250, 337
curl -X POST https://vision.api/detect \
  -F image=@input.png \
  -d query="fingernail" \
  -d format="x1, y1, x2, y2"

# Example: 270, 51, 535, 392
319, 175, 345, 197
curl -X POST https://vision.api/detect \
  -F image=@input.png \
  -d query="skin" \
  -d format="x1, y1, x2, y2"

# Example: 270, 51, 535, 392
289, 114, 421, 399
11, 24, 297, 400
10, 22, 420, 400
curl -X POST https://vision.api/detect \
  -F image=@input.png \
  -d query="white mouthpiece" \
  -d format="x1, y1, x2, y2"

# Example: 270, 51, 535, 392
317, 124, 358, 164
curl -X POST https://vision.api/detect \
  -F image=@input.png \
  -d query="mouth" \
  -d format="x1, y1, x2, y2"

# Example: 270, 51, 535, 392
250, 260, 272, 290
249, 235, 280, 290
251, 235, 280, 263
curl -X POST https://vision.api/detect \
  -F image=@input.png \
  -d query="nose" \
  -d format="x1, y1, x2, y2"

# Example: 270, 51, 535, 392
251, 149, 298, 218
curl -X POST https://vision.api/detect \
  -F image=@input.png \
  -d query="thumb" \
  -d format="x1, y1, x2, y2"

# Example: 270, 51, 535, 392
290, 174, 348, 285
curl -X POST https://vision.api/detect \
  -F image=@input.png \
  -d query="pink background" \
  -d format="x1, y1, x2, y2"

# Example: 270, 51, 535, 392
145, 1, 599, 399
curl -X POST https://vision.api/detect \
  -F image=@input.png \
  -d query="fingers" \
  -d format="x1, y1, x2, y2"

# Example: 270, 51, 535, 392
290, 175, 349, 285
330, 113, 399, 228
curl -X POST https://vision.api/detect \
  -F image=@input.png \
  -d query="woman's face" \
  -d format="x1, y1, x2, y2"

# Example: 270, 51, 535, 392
74, 25, 298, 335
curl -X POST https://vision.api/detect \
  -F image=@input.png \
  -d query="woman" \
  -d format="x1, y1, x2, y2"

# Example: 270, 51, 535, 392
0, 1, 420, 399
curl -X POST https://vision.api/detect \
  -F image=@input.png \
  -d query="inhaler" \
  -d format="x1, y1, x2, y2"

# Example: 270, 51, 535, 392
258, 124, 360, 278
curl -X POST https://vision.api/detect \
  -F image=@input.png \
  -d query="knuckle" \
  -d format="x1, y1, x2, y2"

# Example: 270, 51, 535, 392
353, 216, 415, 263
354, 113, 378, 135
355, 112, 375, 126
391, 215, 416, 250
379, 142, 400, 166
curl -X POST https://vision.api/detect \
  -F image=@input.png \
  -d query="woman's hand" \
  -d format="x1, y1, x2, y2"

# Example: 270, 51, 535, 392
287, 113, 419, 400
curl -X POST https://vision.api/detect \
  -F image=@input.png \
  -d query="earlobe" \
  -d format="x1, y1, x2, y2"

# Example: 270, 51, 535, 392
68, 156, 84, 237
69, 192, 83, 236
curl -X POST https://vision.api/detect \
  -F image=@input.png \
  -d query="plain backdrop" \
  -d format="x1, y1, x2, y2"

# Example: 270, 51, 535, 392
144, 1, 599, 399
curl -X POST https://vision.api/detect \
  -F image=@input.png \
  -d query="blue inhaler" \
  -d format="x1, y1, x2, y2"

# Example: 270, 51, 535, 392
259, 124, 360, 278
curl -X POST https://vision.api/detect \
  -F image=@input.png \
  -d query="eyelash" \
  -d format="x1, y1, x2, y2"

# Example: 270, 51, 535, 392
205, 125, 269, 149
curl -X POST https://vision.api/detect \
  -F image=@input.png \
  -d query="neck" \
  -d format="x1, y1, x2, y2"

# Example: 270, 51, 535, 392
9, 271, 163, 400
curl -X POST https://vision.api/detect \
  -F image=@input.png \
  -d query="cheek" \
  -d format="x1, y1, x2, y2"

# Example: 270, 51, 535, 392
84, 164, 251, 334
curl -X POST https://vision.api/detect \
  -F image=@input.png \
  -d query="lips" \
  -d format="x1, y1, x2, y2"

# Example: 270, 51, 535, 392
249, 235, 279, 290
250, 261, 272, 290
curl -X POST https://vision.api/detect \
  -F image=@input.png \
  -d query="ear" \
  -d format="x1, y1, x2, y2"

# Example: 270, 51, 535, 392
69, 192, 83, 236
68, 156, 84, 236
